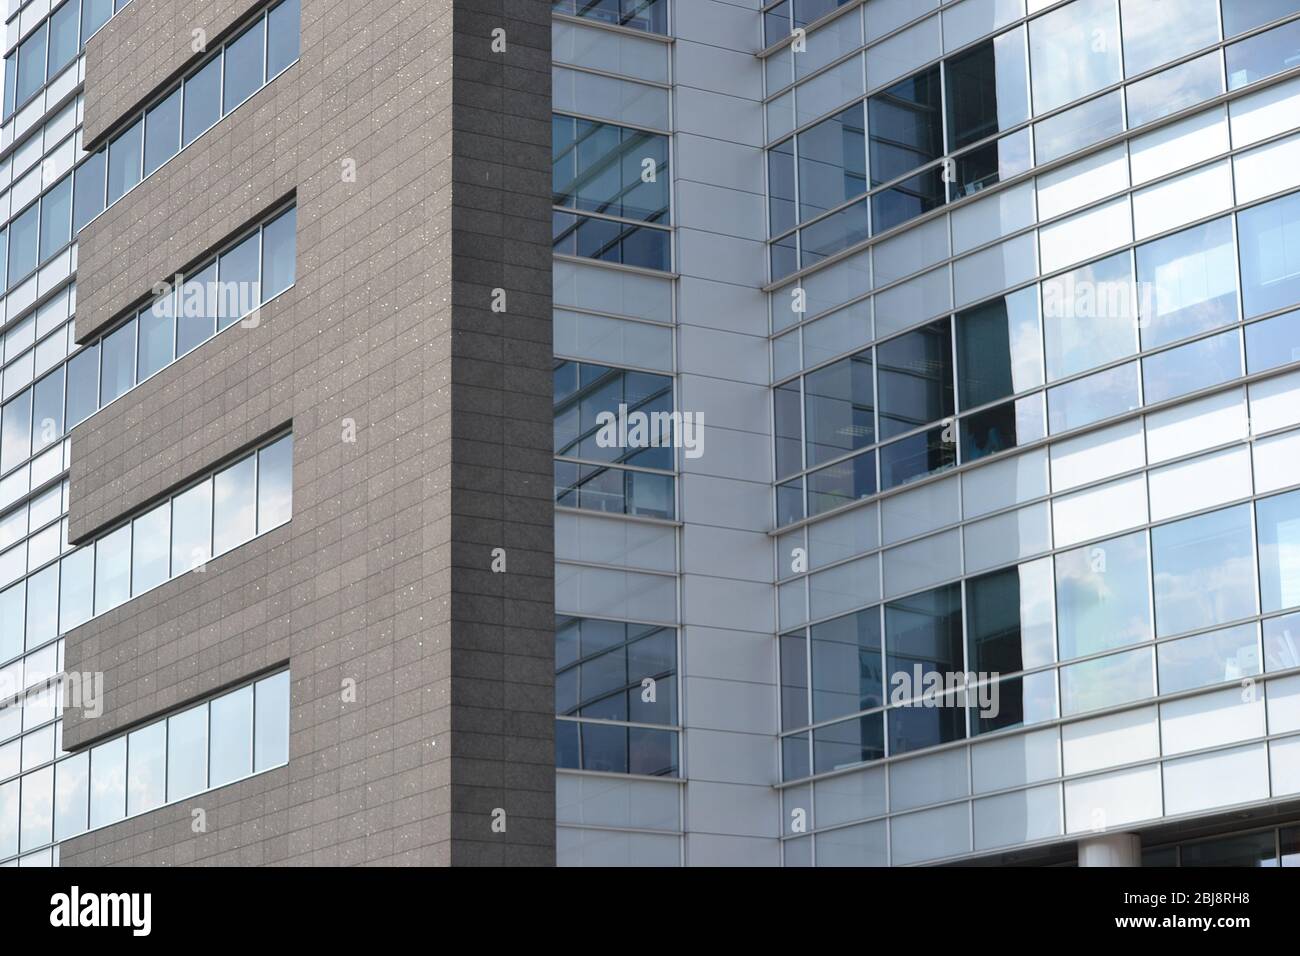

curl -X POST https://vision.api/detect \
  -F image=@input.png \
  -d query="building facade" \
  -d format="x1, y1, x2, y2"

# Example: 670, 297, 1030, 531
2, 0, 1300, 868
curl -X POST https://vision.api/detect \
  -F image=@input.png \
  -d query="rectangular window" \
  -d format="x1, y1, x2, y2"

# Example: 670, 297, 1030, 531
38, 175, 72, 263
223, 18, 267, 112
1055, 530, 1151, 659
869, 65, 943, 186
1151, 505, 1257, 638
1226, 18, 1300, 90
1137, 216, 1238, 348
944, 28, 1029, 151
807, 451, 876, 515
553, 0, 668, 34
171, 478, 213, 574
811, 609, 883, 724
182, 57, 222, 146
966, 558, 1056, 674
66, 343, 100, 428
143, 87, 182, 177
88, 737, 126, 829
552, 114, 669, 223
884, 584, 963, 696
99, 319, 136, 407
1119, 0, 1219, 77
797, 105, 866, 223
956, 287, 1042, 409
769, 138, 796, 236
266, 0, 300, 77
82, 0, 114, 40
176, 261, 218, 356
257, 434, 294, 531
1043, 251, 1135, 381
15, 25, 48, 110
48, 0, 80, 79
1028, 0, 1121, 114
94, 524, 131, 615
804, 350, 873, 468
877, 319, 953, 440
1239, 189, 1300, 319
106, 120, 143, 205
1059, 646, 1153, 715
1258, 489, 1300, 613
814, 712, 883, 773
209, 684, 253, 787
261, 206, 297, 299
1158, 622, 1260, 694
216, 231, 260, 330
131, 503, 170, 595
213, 455, 257, 555
126, 722, 166, 816
73, 150, 107, 233
1141, 328, 1242, 405
137, 297, 175, 382
166, 705, 208, 801
8, 204, 38, 287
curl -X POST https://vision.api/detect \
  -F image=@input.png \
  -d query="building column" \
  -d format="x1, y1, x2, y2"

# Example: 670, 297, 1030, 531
1078, 833, 1142, 866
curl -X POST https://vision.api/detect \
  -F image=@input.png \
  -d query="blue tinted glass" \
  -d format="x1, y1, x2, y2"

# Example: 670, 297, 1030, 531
182, 57, 221, 146
48, 0, 80, 75
889, 702, 965, 755
31, 366, 64, 453
879, 425, 957, 489
223, 19, 266, 111
1258, 489, 1300, 613
1222, 0, 1300, 36
807, 451, 875, 515
1158, 623, 1260, 694
1227, 18, 1300, 89
1239, 189, 1300, 318
261, 206, 297, 298
877, 319, 954, 439
1137, 216, 1238, 348
800, 198, 869, 265
811, 609, 883, 722
1055, 530, 1151, 659
1033, 89, 1123, 164
38, 175, 72, 262
99, 320, 136, 406
1125, 51, 1223, 128
813, 712, 883, 773
137, 295, 174, 381
73, 149, 106, 233
65, 343, 99, 427
770, 138, 796, 235
1047, 361, 1140, 433
1043, 251, 1135, 380
1028, 0, 1121, 113
143, 87, 181, 176
970, 670, 1057, 734
7, 204, 38, 285
804, 351, 873, 467
106, 119, 142, 204
945, 29, 1030, 150
82, 0, 113, 38
1141, 329, 1242, 405
15, 25, 46, 107
1152, 505, 1257, 638
267, 0, 300, 77
798, 105, 866, 222
884, 584, 963, 696
1246, 308, 1300, 372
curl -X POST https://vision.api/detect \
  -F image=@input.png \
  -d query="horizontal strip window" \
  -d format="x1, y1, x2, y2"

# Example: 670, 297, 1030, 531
554, 358, 674, 470
553, 211, 670, 271
2, 0, 131, 123
68, 204, 292, 434
556, 615, 677, 726
72, 0, 299, 232
0, 434, 289, 665
553, 113, 669, 224
765, 8, 1300, 280
551, 0, 667, 36
1143, 823, 1300, 867
772, 184, 1300, 525
0, 669, 289, 861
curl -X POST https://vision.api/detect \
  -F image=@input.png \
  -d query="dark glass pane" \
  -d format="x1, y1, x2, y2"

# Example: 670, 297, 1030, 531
888, 701, 965, 754
799, 197, 869, 266
813, 712, 884, 773
31, 366, 64, 453
870, 166, 945, 234
804, 349, 873, 467
885, 583, 963, 694
797, 105, 866, 222
780, 632, 808, 730
15, 25, 47, 108
1181, 831, 1278, 867
959, 396, 1044, 463
950, 128, 1032, 199
552, 116, 668, 222
868, 64, 943, 184
764, 0, 792, 46
769, 137, 796, 235
777, 477, 805, 525
782, 732, 810, 780
811, 608, 883, 722
99, 320, 136, 406
267, 0, 300, 77
261, 206, 297, 298
176, 261, 217, 356
7, 203, 38, 286
944, 29, 1029, 151
137, 295, 175, 382
956, 288, 1042, 409
880, 424, 956, 489
143, 87, 181, 177
216, 232, 261, 330
877, 319, 953, 439
807, 451, 876, 515
48, 0, 80, 76
65, 343, 99, 427
223, 18, 266, 111
774, 380, 803, 479
73, 149, 106, 233
970, 672, 1057, 735
182, 57, 222, 146
82, 0, 113, 39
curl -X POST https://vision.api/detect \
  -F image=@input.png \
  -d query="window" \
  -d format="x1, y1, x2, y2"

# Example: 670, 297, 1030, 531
126, 723, 166, 816
813, 712, 884, 773
1028, 0, 1121, 114
1, 391, 31, 474
775, 380, 803, 479
253, 671, 291, 771
960, 394, 1045, 463
107, 120, 143, 205
804, 350, 873, 468
971, 671, 1057, 734
770, 138, 796, 236
877, 319, 953, 440
944, 28, 1030, 151
800, 198, 870, 265
143, 88, 182, 177
14, 25, 48, 111
216, 231, 260, 330
868, 65, 944, 230
552, 0, 668, 34
93, 524, 131, 615
552, 211, 670, 270
555, 617, 678, 776
1239, 189, 1300, 319
209, 685, 253, 787
956, 287, 1042, 410
177, 262, 218, 356
1042, 251, 1135, 381
30, 368, 63, 455
38, 176, 72, 263
1152, 505, 1256, 638
99, 320, 135, 407
1226, 18, 1300, 90
1047, 360, 1140, 433
1055, 530, 1151, 660
1258, 488, 1300, 613
267, 0, 301, 77
797, 105, 866, 222
8, 204, 38, 287
138, 297, 175, 382
966, 559, 1055, 674
1246, 308, 1300, 372
553, 360, 673, 470
171, 478, 213, 574
73, 150, 106, 233
257, 434, 293, 532
807, 451, 876, 515
131, 503, 170, 595
1137, 216, 1238, 349
1158, 623, 1260, 693
1222, 0, 1299, 36
261, 206, 297, 299
552, 115, 669, 223
88, 737, 126, 830
780, 632, 809, 730
1125, 51, 1225, 128
53, 753, 88, 842
1120, 0, 1219, 77
83, 0, 114, 40
811, 609, 883, 723
167, 705, 208, 801
884, 584, 963, 695
1059, 646, 1153, 715
224, 18, 267, 111
65, 343, 99, 428
1142, 329, 1242, 405
48, 1, 81, 78
213, 456, 257, 555
182, 57, 222, 147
